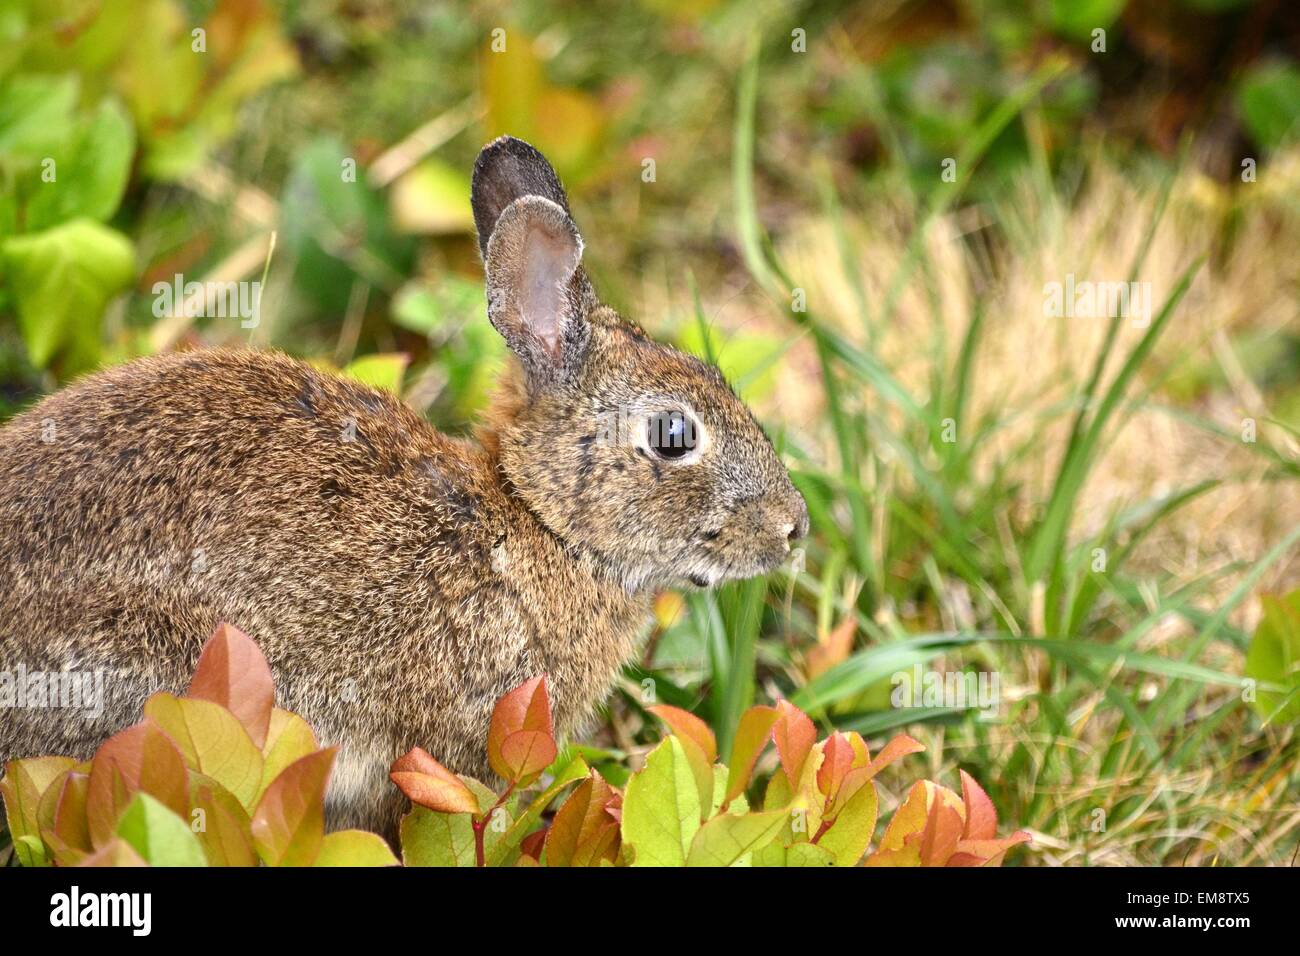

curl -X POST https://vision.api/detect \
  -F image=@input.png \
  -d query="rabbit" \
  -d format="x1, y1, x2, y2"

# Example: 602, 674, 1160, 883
0, 136, 809, 842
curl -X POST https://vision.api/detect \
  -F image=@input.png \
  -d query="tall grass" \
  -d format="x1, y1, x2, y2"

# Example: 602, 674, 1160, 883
620, 48, 1300, 866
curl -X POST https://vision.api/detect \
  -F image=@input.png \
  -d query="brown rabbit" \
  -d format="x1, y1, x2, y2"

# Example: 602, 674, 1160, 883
0, 137, 808, 839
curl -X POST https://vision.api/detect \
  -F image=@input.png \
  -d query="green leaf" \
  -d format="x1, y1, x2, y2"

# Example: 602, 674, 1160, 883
258, 708, 318, 800
1, 218, 134, 371
621, 737, 701, 866
754, 839, 836, 867
115, 793, 207, 866
0, 756, 77, 867
400, 807, 476, 867
144, 693, 264, 810
342, 353, 409, 395
1237, 61, 1300, 150
1048, 0, 1125, 42
25, 97, 134, 231
677, 323, 783, 402
686, 808, 789, 867
0, 73, 78, 163
1245, 590, 1300, 724
189, 777, 257, 867
817, 778, 879, 866
280, 136, 413, 310
314, 829, 399, 867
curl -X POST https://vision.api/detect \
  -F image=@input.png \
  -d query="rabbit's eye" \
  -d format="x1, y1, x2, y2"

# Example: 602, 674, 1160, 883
647, 411, 698, 461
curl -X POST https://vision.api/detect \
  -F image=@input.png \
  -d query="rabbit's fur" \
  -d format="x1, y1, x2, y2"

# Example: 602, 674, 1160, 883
0, 137, 808, 838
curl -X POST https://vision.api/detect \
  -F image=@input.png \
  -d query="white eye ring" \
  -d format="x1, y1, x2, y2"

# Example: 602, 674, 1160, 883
632, 402, 708, 464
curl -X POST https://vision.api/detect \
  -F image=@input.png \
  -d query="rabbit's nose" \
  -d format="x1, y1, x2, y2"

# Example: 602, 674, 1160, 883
785, 495, 810, 543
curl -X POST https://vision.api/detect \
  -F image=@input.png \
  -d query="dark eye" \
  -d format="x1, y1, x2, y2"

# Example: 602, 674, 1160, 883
647, 410, 698, 460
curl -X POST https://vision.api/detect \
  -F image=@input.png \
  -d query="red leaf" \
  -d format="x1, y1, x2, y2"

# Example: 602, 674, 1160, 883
817, 732, 854, 804
487, 677, 555, 783
648, 705, 717, 764
520, 827, 548, 861
86, 722, 190, 849
772, 700, 816, 788
959, 769, 998, 841
186, 623, 275, 749
389, 747, 480, 814
250, 747, 335, 866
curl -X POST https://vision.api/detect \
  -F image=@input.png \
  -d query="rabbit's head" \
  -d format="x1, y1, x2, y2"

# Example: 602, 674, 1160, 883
473, 137, 808, 592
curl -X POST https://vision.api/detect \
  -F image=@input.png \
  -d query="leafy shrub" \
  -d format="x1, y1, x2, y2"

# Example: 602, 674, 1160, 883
0, 0, 297, 379
2, 622, 1029, 867
0, 623, 396, 867
391, 681, 1030, 867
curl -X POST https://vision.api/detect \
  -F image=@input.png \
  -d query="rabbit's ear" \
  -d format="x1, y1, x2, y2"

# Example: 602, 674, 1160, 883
472, 136, 573, 257
482, 194, 591, 381
474, 138, 592, 382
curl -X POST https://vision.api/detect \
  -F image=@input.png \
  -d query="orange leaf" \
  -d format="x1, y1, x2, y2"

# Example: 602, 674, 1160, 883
487, 677, 555, 783
389, 747, 480, 815
186, 622, 275, 749
571, 820, 619, 866
958, 769, 998, 841
76, 838, 149, 867
648, 705, 717, 764
866, 734, 926, 779
805, 613, 855, 679
49, 771, 92, 856
875, 781, 931, 853
918, 791, 965, 866
772, 700, 816, 788
817, 732, 854, 804
250, 747, 335, 866
498, 730, 558, 784
544, 772, 619, 867
34, 768, 91, 865
948, 833, 1032, 867
86, 722, 190, 849
722, 705, 778, 808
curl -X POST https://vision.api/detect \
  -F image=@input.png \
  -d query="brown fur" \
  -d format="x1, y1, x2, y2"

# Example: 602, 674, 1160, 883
0, 137, 806, 839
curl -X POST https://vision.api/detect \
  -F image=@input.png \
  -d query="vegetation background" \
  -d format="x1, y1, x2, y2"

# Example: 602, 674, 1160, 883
1, 0, 1297, 865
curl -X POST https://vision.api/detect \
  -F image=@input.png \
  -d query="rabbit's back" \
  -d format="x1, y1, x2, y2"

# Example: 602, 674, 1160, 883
0, 349, 489, 657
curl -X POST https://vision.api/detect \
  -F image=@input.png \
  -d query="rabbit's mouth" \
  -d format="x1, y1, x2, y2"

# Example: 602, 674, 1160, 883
683, 545, 790, 589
